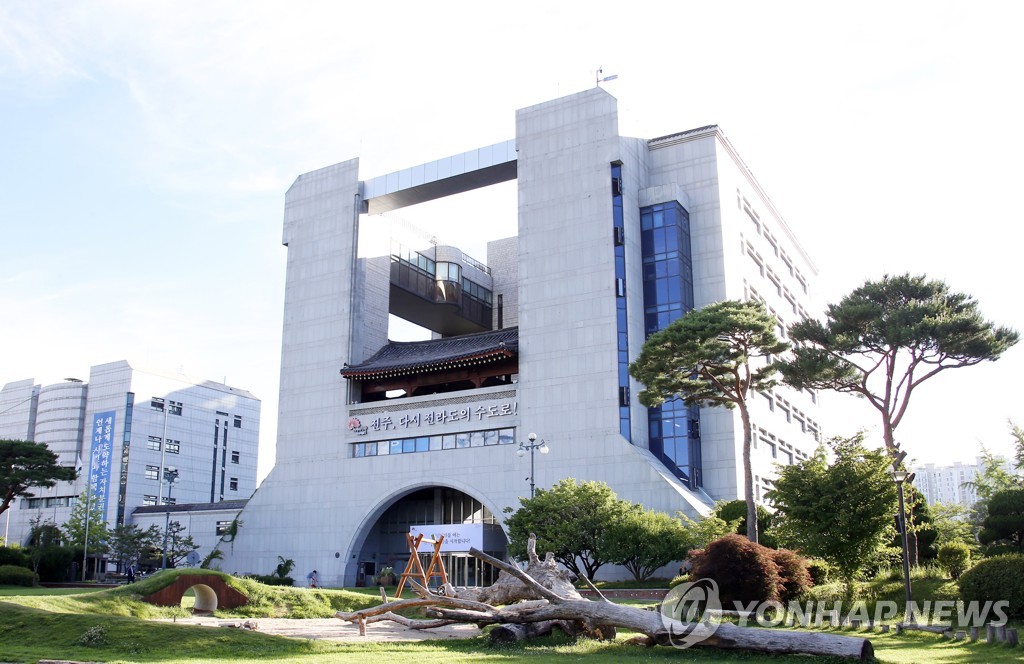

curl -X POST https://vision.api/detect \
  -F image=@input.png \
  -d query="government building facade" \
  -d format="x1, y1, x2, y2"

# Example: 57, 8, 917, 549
221, 88, 822, 585
0, 361, 259, 570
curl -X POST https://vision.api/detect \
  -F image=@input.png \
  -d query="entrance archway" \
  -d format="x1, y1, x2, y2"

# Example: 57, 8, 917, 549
351, 485, 508, 588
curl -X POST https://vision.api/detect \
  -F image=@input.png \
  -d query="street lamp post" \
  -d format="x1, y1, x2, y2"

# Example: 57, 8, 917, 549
161, 467, 179, 570
890, 468, 914, 624
516, 433, 549, 498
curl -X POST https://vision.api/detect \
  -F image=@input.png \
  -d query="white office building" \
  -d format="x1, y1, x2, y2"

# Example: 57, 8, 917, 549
0, 361, 260, 565
912, 457, 1016, 507
220, 88, 822, 585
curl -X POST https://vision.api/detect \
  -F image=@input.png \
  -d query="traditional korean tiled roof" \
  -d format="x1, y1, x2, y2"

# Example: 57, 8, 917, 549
341, 327, 518, 380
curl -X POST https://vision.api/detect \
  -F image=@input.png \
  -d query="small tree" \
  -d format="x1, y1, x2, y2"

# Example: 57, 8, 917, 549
716, 499, 778, 549
964, 425, 1024, 529
678, 511, 741, 550
929, 501, 977, 548
605, 505, 692, 582
62, 490, 110, 556
27, 515, 62, 583
163, 521, 199, 567
108, 523, 160, 571
767, 434, 897, 599
0, 439, 77, 517
630, 300, 787, 543
275, 555, 296, 580
979, 489, 1024, 552
504, 478, 630, 579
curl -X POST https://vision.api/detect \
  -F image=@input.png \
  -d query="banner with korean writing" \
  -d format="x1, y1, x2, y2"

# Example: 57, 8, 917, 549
88, 410, 116, 518
410, 524, 483, 552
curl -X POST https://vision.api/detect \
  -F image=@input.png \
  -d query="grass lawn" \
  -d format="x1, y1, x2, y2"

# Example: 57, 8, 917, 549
3, 576, 1024, 663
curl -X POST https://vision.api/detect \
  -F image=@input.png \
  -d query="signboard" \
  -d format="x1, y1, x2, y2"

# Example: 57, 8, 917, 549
348, 398, 517, 438
88, 410, 116, 517
410, 524, 483, 552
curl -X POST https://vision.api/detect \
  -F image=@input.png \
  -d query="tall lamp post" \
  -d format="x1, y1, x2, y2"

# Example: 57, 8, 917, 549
161, 467, 179, 570
890, 468, 914, 623
516, 433, 549, 498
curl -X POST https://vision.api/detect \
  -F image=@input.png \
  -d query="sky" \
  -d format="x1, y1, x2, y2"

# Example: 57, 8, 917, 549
2, 1, 1022, 483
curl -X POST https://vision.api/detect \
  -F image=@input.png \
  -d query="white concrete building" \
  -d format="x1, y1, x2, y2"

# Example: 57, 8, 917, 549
221, 88, 822, 586
0, 361, 259, 568
912, 457, 1016, 507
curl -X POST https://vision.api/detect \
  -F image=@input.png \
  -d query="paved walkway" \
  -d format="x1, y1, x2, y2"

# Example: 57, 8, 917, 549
154, 616, 483, 642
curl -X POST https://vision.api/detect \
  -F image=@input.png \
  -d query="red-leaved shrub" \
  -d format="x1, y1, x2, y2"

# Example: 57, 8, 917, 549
772, 548, 813, 602
689, 534, 782, 606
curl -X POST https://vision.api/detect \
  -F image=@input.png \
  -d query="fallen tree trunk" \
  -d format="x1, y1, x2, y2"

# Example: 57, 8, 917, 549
440, 532, 581, 604
489, 620, 576, 643
336, 534, 873, 661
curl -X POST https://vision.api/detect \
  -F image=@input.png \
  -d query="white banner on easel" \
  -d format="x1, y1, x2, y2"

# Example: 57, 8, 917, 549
410, 524, 483, 552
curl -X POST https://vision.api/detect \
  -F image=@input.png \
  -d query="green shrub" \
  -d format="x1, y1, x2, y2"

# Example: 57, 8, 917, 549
246, 574, 294, 586
864, 545, 903, 577
715, 500, 778, 548
668, 574, 689, 588
959, 554, 1024, 619
0, 546, 29, 567
31, 545, 76, 582
689, 534, 782, 605
806, 558, 832, 585
772, 548, 813, 601
0, 563, 35, 586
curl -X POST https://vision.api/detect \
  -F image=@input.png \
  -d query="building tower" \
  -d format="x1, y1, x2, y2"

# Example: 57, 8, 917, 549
220, 88, 821, 585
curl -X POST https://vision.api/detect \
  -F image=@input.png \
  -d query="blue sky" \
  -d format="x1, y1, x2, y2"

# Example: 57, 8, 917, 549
2, 1, 1022, 481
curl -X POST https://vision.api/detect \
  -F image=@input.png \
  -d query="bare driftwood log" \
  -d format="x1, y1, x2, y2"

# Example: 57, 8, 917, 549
335, 534, 873, 660
441, 532, 581, 604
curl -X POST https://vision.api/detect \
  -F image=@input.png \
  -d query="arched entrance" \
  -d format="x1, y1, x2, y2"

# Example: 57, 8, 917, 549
354, 486, 508, 588
141, 574, 247, 611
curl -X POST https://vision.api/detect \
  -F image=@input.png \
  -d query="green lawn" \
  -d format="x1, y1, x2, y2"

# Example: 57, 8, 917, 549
3, 578, 1024, 663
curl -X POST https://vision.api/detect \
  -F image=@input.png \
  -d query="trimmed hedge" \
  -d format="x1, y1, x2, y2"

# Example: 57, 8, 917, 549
246, 574, 295, 586
0, 564, 36, 586
937, 542, 972, 580
0, 547, 30, 568
959, 554, 1024, 619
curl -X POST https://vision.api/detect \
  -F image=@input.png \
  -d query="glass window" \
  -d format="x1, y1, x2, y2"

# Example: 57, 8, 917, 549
429, 436, 442, 451
499, 429, 514, 445
354, 444, 365, 458
442, 435, 456, 450
456, 433, 470, 449
145, 465, 159, 480
390, 440, 402, 455
402, 438, 416, 453
483, 430, 498, 446
229, 478, 238, 491
416, 437, 429, 453
470, 432, 485, 447
377, 441, 390, 456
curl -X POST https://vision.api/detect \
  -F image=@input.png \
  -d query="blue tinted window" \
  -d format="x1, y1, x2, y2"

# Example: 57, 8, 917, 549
640, 201, 701, 488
